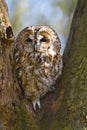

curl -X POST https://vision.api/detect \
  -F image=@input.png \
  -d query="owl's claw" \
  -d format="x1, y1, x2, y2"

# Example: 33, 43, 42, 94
32, 99, 41, 111
49, 86, 55, 92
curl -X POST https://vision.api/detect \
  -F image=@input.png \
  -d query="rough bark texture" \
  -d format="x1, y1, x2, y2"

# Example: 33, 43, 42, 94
0, 0, 21, 129
40, 0, 87, 130
39, 0, 87, 129
0, 0, 87, 130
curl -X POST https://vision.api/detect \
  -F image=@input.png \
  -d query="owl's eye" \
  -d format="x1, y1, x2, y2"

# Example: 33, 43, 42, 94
26, 38, 32, 43
40, 38, 48, 42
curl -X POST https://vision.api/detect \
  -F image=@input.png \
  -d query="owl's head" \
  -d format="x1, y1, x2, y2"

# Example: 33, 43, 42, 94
16, 26, 61, 53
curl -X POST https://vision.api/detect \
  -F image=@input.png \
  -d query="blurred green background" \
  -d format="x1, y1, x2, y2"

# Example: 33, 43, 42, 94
5, 0, 77, 54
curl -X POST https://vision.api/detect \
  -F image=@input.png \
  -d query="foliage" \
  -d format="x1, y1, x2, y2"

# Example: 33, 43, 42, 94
6, 0, 77, 47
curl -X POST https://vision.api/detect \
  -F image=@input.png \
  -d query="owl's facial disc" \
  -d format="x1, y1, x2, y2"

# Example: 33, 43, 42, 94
24, 30, 33, 44
36, 31, 51, 52
26, 34, 34, 44
24, 28, 52, 52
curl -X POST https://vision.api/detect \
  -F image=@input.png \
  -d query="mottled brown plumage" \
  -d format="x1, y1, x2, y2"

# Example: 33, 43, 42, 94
14, 26, 62, 110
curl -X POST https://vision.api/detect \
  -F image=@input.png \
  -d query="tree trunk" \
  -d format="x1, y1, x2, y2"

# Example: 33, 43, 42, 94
0, 0, 87, 130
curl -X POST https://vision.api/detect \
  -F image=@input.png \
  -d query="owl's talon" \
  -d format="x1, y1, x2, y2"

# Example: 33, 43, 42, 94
49, 86, 55, 91
32, 99, 41, 111
51, 86, 55, 90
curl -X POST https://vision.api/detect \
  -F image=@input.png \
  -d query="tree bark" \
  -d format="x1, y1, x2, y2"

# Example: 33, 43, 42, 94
0, 0, 87, 130
0, 0, 24, 129
39, 0, 87, 129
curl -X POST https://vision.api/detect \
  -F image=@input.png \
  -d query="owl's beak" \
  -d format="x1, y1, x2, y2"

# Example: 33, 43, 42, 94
32, 43, 35, 50
33, 41, 39, 51
32, 41, 37, 51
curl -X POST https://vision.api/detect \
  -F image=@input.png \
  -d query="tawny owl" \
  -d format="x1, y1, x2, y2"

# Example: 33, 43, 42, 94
14, 26, 62, 110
